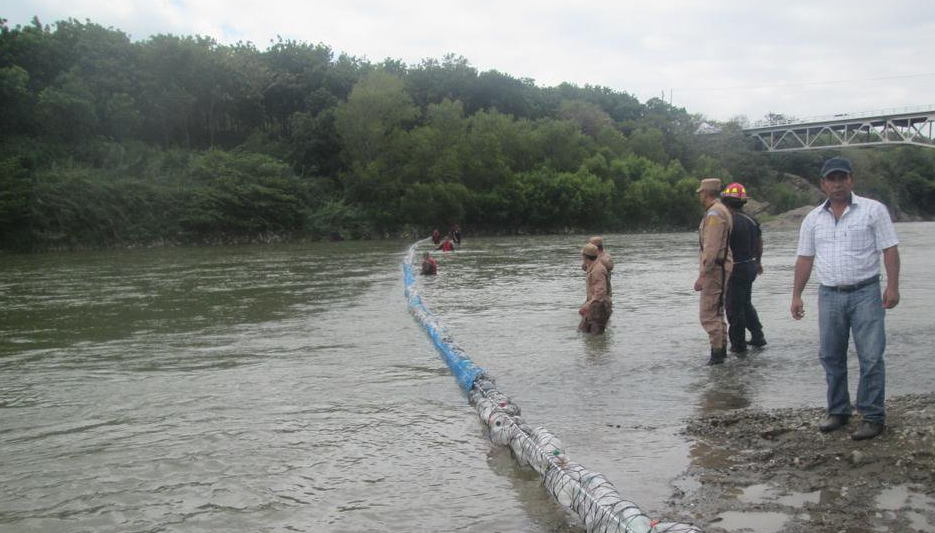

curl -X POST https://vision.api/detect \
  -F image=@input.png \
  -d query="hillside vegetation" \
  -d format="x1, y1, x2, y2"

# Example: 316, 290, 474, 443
2, 17, 934, 250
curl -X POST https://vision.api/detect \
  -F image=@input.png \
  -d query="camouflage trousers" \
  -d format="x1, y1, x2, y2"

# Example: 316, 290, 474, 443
578, 301, 612, 335
699, 270, 729, 348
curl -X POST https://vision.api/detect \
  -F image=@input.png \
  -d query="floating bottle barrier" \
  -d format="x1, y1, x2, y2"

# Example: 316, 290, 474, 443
404, 241, 702, 532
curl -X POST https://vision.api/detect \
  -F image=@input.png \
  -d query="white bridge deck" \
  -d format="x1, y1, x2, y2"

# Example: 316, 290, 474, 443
742, 105, 935, 151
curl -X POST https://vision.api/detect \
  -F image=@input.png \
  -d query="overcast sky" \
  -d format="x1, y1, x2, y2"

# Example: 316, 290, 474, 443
5, 1, 934, 121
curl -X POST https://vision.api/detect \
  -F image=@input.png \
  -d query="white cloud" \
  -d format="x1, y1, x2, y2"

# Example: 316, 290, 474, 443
5, 0, 935, 120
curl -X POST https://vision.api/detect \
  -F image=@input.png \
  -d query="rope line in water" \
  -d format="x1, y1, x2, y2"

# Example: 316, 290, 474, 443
403, 241, 703, 533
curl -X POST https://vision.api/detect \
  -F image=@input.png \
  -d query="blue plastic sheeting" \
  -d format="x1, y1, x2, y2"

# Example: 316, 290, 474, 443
403, 258, 486, 393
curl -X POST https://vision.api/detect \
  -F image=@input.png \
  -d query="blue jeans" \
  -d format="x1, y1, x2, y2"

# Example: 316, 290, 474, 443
818, 280, 886, 422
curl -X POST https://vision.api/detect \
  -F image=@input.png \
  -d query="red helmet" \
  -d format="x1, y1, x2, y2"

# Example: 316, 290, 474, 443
721, 182, 748, 200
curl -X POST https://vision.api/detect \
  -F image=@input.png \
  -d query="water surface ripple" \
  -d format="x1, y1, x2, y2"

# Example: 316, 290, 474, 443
2, 225, 933, 532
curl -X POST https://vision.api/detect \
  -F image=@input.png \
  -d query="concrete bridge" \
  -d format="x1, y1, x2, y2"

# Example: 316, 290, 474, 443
742, 105, 935, 152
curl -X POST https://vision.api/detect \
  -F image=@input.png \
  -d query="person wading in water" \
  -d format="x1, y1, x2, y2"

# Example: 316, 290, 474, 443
421, 252, 438, 275
721, 182, 766, 354
694, 177, 733, 365
578, 243, 612, 335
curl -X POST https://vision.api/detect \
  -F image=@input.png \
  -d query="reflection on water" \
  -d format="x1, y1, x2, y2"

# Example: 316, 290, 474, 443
736, 483, 830, 507
487, 446, 579, 532
1, 223, 934, 531
875, 484, 935, 513
713, 511, 789, 533
697, 364, 754, 413
687, 441, 734, 470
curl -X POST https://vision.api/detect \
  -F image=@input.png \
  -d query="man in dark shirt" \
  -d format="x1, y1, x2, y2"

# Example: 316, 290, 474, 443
721, 182, 766, 353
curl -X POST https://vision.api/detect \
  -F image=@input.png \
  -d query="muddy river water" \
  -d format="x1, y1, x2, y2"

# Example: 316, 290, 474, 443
2, 223, 933, 532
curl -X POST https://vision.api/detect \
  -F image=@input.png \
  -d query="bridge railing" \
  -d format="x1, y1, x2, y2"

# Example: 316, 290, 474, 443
748, 104, 935, 129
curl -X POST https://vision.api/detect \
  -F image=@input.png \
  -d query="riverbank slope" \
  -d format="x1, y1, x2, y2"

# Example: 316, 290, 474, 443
664, 393, 935, 532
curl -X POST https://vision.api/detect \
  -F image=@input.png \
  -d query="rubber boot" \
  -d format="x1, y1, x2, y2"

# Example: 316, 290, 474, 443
707, 345, 727, 365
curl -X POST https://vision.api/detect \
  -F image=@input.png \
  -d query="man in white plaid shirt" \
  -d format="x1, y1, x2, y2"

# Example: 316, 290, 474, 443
791, 156, 900, 441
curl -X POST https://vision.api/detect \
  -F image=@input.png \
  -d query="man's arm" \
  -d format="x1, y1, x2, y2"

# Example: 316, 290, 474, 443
755, 224, 764, 275
695, 212, 727, 291
882, 245, 900, 309
580, 270, 607, 316
791, 255, 814, 320
699, 213, 727, 273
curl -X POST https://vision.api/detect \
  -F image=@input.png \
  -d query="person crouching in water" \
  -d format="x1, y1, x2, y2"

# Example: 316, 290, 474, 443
421, 252, 438, 275
721, 182, 766, 353
578, 243, 612, 335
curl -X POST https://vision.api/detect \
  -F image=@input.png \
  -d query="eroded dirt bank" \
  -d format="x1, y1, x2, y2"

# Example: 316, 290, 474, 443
663, 393, 935, 533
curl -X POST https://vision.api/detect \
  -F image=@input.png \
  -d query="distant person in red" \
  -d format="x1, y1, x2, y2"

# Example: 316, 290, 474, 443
421, 252, 438, 275
431, 229, 441, 245
451, 224, 462, 244
436, 236, 454, 252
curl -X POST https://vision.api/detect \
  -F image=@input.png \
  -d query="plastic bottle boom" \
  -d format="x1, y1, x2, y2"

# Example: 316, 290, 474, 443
404, 242, 702, 533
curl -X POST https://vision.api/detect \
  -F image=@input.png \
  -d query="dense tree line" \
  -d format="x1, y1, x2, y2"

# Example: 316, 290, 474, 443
1, 17, 933, 251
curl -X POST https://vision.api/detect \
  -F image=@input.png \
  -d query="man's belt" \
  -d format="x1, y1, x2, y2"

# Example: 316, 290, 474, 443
822, 276, 879, 293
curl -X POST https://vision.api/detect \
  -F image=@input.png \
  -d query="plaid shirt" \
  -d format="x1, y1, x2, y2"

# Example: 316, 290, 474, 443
796, 193, 899, 287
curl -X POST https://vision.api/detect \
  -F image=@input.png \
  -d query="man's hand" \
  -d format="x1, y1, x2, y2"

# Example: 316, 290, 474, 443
693, 277, 704, 292
791, 296, 805, 320
756, 263, 764, 276
792, 256, 814, 320
883, 286, 900, 309
882, 246, 900, 309
579, 305, 587, 316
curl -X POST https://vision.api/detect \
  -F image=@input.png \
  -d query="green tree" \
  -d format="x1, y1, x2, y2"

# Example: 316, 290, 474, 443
180, 150, 306, 235
558, 99, 613, 137
335, 70, 418, 167
405, 54, 478, 110
262, 39, 338, 135
625, 127, 668, 164
399, 182, 470, 227
0, 65, 32, 135
335, 70, 418, 214
400, 98, 467, 185
36, 70, 97, 140
532, 118, 592, 172
103, 93, 142, 140
0, 157, 35, 249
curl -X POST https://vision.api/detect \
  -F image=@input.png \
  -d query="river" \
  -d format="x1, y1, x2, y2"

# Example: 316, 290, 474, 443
2, 223, 934, 532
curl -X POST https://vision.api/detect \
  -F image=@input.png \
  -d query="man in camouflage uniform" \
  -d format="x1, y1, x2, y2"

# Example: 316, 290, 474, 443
693, 178, 733, 364
578, 243, 612, 335
589, 236, 614, 296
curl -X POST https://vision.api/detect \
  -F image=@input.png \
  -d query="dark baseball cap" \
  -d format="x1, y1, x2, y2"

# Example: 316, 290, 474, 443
820, 157, 853, 178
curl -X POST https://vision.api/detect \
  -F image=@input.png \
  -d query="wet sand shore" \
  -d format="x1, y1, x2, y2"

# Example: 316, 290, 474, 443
664, 393, 935, 533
